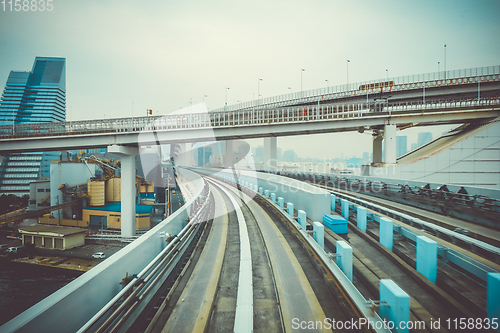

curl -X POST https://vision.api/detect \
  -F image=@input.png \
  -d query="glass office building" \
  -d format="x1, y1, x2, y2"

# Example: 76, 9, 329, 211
0, 57, 66, 196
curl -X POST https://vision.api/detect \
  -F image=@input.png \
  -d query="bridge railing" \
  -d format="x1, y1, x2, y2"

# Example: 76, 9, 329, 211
210, 65, 500, 112
0, 97, 499, 140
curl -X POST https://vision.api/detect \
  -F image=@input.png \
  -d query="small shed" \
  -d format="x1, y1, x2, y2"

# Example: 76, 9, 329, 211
19, 225, 86, 250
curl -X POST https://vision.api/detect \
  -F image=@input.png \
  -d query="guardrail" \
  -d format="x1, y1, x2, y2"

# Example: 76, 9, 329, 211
211, 65, 500, 112
1, 97, 498, 140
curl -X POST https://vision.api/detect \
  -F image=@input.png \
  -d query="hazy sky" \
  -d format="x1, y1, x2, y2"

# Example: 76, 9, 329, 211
1, 0, 499, 159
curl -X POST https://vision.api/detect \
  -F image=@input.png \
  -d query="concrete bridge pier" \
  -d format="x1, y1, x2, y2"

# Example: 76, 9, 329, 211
264, 137, 277, 172
373, 134, 383, 164
383, 123, 397, 164
224, 140, 233, 168
108, 145, 139, 237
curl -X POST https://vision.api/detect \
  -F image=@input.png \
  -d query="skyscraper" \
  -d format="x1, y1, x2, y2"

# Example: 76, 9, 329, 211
417, 132, 433, 148
396, 136, 408, 158
0, 57, 66, 125
0, 57, 66, 196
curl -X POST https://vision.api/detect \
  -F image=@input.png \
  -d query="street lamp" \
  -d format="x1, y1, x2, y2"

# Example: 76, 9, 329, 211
203, 94, 207, 103
325, 79, 329, 87
438, 62, 440, 79
288, 87, 292, 94
301, 68, 305, 92
444, 44, 447, 81
386, 69, 388, 81
258, 78, 262, 99
225, 87, 230, 109
347, 59, 350, 87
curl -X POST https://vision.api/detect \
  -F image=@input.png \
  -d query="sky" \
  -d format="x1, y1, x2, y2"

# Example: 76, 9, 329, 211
1, 0, 499, 159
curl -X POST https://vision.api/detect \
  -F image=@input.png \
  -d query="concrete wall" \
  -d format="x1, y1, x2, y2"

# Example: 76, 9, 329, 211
1, 168, 205, 333
372, 121, 500, 190
195, 168, 330, 221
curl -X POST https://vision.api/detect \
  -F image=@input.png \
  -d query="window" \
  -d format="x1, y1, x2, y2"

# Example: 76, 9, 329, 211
38, 189, 44, 192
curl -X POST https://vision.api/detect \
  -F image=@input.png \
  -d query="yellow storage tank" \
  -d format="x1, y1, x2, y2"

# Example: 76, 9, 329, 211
106, 178, 121, 202
88, 181, 105, 206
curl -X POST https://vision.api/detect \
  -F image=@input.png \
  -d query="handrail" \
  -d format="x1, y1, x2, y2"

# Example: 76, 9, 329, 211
211, 65, 500, 113
1, 97, 499, 140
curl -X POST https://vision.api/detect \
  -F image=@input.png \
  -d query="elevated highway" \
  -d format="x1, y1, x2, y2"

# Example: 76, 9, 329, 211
0, 66, 499, 155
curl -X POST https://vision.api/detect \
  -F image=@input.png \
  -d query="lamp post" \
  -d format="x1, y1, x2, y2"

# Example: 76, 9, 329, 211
444, 44, 447, 81
325, 79, 329, 87
258, 78, 262, 104
203, 94, 207, 103
225, 87, 230, 110
438, 61, 440, 79
288, 87, 292, 94
386, 69, 388, 81
301, 68, 305, 92
347, 60, 350, 87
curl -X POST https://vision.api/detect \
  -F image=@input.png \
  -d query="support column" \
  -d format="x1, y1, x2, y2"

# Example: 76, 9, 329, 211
341, 199, 349, 220
380, 217, 393, 251
380, 279, 410, 333
298, 210, 307, 229
357, 206, 367, 232
263, 137, 277, 172
416, 236, 437, 283
313, 222, 324, 249
336, 241, 353, 281
108, 145, 139, 238
487, 273, 500, 326
224, 140, 234, 168
383, 123, 397, 164
373, 134, 383, 164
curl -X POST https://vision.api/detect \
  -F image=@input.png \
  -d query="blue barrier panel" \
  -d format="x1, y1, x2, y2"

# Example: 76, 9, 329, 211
357, 206, 367, 232
259, 187, 263, 194
323, 214, 348, 234
331, 194, 336, 210
488, 272, 500, 331
380, 279, 410, 333
380, 217, 393, 251
416, 236, 437, 283
271, 193, 276, 202
264, 190, 269, 198
298, 210, 307, 229
341, 199, 349, 219
313, 222, 324, 249
336, 241, 353, 281
254, 185, 258, 192
278, 197, 284, 209
287, 203, 294, 217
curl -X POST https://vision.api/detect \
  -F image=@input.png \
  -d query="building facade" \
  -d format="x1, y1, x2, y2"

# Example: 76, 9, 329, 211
0, 57, 66, 196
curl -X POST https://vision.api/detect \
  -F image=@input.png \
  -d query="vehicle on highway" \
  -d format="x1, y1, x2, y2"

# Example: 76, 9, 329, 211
0, 244, 10, 252
92, 252, 106, 259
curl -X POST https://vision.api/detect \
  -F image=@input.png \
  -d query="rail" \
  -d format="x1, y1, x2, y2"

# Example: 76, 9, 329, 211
77, 180, 211, 333
1, 97, 499, 140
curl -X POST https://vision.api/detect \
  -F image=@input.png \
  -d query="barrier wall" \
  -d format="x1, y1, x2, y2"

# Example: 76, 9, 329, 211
194, 168, 331, 221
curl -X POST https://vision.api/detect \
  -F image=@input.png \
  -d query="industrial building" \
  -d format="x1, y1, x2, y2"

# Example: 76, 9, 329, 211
19, 225, 85, 250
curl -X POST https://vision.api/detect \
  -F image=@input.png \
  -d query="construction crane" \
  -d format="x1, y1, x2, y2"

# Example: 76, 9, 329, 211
83, 155, 118, 180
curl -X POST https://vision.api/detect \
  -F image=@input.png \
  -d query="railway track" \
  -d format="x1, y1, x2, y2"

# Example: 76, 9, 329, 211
150, 175, 377, 332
